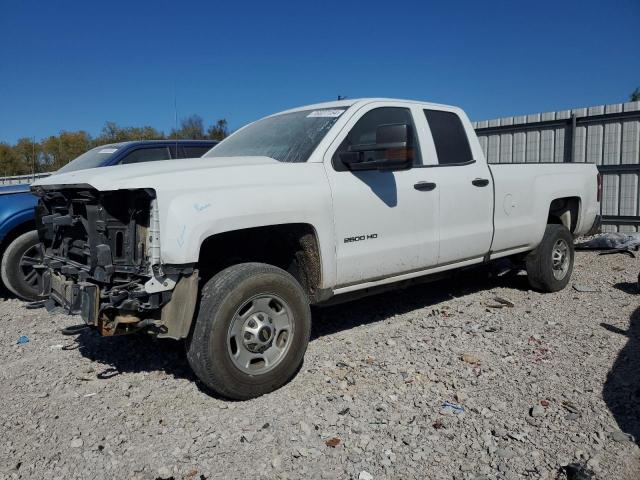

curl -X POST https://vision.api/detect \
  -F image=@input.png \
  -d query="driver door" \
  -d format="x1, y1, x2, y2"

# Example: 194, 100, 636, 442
324, 104, 440, 286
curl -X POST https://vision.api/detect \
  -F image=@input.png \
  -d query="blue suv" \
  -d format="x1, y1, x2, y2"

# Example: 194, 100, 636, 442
0, 139, 218, 301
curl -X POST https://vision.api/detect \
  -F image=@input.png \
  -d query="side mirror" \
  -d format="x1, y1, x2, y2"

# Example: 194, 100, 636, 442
376, 123, 410, 149
340, 123, 414, 171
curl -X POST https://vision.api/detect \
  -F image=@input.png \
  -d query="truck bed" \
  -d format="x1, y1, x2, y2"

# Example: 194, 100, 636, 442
489, 162, 600, 257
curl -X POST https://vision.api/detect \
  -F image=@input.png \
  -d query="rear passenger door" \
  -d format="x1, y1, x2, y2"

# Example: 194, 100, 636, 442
421, 109, 494, 264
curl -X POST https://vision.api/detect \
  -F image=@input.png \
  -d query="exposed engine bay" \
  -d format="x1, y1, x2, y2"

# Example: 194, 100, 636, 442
32, 186, 197, 338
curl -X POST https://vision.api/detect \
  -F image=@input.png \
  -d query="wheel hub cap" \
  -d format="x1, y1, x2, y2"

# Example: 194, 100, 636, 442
227, 294, 294, 375
242, 313, 274, 353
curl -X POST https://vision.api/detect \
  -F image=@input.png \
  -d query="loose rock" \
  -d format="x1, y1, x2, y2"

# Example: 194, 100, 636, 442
610, 431, 634, 443
69, 438, 83, 449
530, 405, 545, 418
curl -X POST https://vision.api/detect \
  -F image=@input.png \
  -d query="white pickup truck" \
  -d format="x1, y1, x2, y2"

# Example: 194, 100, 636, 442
32, 98, 601, 399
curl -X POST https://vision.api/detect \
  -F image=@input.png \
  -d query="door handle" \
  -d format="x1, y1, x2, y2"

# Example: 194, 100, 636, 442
472, 178, 490, 187
414, 181, 436, 191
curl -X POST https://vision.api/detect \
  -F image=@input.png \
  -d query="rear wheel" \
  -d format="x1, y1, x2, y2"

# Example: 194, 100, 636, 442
525, 224, 574, 292
186, 262, 311, 400
1, 230, 44, 301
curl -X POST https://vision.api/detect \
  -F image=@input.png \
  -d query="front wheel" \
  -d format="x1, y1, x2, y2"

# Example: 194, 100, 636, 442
1, 230, 44, 301
186, 262, 311, 400
525, 224, 574, 292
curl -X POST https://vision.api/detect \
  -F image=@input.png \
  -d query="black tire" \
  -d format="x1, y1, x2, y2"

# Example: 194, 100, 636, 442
1, 230, 44, 301
186, 262, 311, 400
525, 224, 574, 292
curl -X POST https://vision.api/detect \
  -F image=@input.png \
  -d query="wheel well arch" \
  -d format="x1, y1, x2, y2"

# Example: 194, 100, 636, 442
0, 220, 36, 255
547, 197, 580, 233
197, 223, 322, 300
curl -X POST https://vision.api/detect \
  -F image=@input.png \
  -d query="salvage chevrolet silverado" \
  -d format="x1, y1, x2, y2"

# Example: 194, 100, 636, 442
32, 99, 601, 399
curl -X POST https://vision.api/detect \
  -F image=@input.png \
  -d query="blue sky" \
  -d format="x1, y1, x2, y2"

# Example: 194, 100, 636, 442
1, 0, 639, 143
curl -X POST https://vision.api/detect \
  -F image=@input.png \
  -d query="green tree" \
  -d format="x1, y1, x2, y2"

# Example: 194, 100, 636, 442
14, 137, 43, 174
125, 126, 164, 140
41, 131, 92, 170
99, 121, 125, 143
0, 142, 28, 176
631, 87, 640, 102
96, 122, 164, 144
170, 115, 205, 139
207, 119, 229, 140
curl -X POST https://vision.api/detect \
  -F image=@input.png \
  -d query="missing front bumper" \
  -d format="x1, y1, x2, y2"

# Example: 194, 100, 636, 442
44, 268, 199, 338
46, 271, 100, 324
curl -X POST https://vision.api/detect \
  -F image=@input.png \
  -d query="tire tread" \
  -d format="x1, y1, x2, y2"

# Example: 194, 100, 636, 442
525, 224, 574, 292
186, 262, 311, 400
1, 230, 43, 301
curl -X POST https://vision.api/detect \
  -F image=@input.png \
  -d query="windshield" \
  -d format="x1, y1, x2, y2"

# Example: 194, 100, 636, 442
204, 108, 347, 163
56, 145, 120, 173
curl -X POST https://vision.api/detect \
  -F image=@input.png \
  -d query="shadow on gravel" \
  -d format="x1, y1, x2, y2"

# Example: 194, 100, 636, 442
613, 281, 640, 295
72, 329, 196, 381
65, 262, 528, 398
602, 307, 640, 447
311, 263, 530, 340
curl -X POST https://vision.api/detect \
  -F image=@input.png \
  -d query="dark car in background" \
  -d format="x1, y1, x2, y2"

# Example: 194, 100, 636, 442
0, 139, 218, 301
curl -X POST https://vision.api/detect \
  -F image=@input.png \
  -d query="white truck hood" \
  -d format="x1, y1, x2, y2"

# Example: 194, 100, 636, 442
32, 156, 281, 191
32, 154, 332, 267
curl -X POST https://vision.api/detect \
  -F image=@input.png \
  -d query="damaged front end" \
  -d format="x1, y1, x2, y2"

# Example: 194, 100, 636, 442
33, 186, 198, 338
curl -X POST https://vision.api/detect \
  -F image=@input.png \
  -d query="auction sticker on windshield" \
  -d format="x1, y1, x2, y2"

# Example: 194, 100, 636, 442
306, 110, 344, 118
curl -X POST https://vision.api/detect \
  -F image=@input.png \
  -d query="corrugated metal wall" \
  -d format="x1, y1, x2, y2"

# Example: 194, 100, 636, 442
473, 101, 640, 233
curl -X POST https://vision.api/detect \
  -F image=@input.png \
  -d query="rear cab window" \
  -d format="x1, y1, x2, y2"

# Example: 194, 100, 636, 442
423, 109, 473, 165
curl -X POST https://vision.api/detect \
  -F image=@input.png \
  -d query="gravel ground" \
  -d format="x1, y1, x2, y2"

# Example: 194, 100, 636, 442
1, 250, 639, 480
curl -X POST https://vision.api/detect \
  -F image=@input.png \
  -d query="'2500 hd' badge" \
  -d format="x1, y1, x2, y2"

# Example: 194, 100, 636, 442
344, 234, 378, 243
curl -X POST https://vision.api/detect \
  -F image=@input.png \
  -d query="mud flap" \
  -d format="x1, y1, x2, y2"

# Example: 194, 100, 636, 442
158, 270, 199, 339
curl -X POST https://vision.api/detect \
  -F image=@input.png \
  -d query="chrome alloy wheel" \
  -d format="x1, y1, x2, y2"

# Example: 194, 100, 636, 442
551, 238, 570, 280
227, 294, 294, 374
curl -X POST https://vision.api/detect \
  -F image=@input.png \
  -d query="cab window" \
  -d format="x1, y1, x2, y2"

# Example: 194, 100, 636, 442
333, 107, 421, 170
119, 147, 172, 165
423, 110, 473, 165
181, 145, 211, 158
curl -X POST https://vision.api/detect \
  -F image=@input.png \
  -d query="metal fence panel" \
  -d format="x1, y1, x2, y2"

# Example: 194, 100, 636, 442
0, 173, 51, 185
474, 101, 640, 232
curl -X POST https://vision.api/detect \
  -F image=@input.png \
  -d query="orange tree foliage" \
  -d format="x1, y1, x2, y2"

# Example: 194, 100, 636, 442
0, 116, 229, 176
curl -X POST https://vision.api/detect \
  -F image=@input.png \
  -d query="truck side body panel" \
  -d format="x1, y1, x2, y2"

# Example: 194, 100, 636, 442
489, 164, 599, 255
